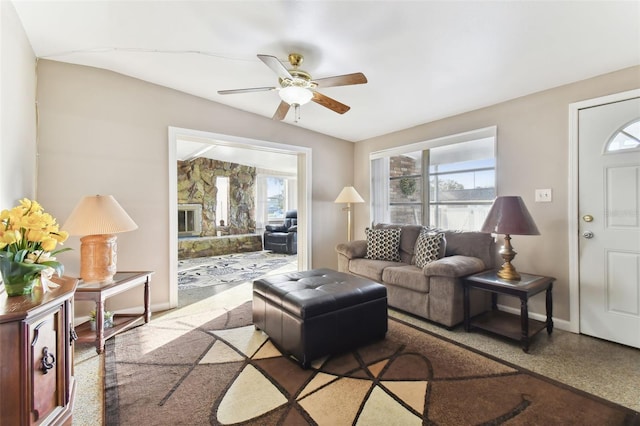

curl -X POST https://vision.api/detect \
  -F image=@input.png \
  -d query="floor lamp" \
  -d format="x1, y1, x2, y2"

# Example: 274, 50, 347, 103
62, 195, 138, 283
334, 186, 364, 242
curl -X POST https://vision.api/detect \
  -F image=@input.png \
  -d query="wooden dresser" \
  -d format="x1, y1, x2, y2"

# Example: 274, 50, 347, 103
0, 276, 78, 426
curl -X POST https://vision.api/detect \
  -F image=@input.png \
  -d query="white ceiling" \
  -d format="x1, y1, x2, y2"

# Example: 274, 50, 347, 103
176, 136, 298, 174
12, 1, 640, 142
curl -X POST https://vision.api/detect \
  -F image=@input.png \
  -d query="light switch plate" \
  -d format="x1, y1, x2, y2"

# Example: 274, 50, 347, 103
535, 188, 552, 202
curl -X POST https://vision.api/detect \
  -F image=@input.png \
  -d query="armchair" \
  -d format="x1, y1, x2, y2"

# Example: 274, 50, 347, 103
263, 210, 298, 254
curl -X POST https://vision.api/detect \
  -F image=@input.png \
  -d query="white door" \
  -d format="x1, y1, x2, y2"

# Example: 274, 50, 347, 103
579, 97, 640, 349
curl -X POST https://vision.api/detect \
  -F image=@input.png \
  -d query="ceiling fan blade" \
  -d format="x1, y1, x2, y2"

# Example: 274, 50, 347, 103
273, 101, 290, 121
314, 72, 368, 88
312, 92, 350, 114
218, 87, 276, 95
258, 54, 293, 80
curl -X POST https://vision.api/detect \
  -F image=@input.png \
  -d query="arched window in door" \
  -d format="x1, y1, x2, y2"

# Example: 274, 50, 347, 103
606, 119, 640, 152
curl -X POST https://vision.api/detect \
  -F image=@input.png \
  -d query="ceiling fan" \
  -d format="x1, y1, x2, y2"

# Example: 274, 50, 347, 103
218, 53, 367, 122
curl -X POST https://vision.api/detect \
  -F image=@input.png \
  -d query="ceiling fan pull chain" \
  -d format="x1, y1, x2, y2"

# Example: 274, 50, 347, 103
294, 104, 300, 123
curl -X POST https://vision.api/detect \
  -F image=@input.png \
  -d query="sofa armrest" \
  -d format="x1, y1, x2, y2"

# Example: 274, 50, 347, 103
423, 255, 486, 278
335, 240, 367, 260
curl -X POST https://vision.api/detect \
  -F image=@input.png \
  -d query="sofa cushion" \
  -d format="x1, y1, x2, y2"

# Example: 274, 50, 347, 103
443, 231, 495, 268
335, 240, 368, 260
374, 223, 423, 264
382, 265, 430, 293
365, 228, 401, 262
414, 231, 445, 268
349, 258, 406, 282
424, 255, 486, 278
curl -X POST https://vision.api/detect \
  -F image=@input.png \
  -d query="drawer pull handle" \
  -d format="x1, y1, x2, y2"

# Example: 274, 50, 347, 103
70, 328, 78, 344
41, 347, 56, 374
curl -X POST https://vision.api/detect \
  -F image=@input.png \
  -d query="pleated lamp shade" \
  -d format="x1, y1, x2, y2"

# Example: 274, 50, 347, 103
63, 195, 138, 283
63, 195, 138, 236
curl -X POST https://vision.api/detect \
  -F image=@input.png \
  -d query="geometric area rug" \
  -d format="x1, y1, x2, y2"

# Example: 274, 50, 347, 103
178, 251, 296, 289
105, 288, 640, 425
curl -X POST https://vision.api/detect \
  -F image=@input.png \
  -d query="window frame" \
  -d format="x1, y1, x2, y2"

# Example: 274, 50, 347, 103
369, 126, 497, 230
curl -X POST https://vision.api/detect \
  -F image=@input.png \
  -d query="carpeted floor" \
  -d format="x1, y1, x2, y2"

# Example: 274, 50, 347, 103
104, 286, 639, 425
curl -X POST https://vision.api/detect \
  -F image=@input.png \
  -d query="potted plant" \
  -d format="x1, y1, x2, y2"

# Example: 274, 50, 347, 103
89, 310, 114, 331
0, 199, 70, 296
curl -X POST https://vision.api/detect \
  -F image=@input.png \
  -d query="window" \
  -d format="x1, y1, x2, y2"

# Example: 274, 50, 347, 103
389, 151, 423, 224
267, 177, 287, 220
371, 127, 496, 231
256, 172, 297, 231
216, 176, 229, 227
606, 119, 640, 152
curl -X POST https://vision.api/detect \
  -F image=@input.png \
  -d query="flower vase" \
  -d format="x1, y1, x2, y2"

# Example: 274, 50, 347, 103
0, 259, 41, 296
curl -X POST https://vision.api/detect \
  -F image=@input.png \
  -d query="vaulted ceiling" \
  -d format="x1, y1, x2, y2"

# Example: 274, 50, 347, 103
12, 1, 640, 142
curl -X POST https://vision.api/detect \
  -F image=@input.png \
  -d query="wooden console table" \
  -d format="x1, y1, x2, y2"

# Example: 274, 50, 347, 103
74, 271, 153, 354
0, 276, 78, 425
463, 270, 554, 353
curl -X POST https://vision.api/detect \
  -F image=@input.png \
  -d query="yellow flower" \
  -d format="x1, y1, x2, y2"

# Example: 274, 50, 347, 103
51, 230, 69, 243
25, 229, 47, 243
40, 238, 57, 252
0, 230, 20, 246
1, 199, 71, 279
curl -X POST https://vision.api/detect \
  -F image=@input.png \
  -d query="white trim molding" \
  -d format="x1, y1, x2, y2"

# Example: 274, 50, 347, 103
167, 127, 312, 309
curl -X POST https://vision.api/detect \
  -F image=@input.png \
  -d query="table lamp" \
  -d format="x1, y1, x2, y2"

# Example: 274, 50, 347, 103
480, 196, 540, 281
62, 195, 138, 283
334, 186, 365, 241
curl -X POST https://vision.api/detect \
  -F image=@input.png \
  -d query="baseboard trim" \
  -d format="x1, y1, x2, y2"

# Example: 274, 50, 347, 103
497, 304, 572, 332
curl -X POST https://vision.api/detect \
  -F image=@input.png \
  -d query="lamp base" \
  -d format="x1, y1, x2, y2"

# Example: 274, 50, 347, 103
497, 262, 521, 281
80, 234, 118, 283
497, 234, 521, 281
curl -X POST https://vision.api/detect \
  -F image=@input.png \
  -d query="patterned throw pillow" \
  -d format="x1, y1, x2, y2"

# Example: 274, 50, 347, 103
414, 230, 445, 268
365, 228, 401, 262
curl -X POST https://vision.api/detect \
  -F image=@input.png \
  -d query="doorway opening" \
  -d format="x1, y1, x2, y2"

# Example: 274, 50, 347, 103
168, 127, 312, 308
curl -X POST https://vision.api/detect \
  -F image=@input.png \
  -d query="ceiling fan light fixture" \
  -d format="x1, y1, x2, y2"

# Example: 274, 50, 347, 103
279, 86, 313, 106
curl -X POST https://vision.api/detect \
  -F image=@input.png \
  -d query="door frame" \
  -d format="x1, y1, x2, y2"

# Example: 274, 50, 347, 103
567, 89, 640, 333
167, 126, 312, 309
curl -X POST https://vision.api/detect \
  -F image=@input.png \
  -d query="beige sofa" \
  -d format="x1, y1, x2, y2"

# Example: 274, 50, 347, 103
336, 224, 495, 327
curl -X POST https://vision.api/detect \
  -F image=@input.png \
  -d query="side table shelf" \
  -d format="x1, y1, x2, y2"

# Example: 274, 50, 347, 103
469, 310, 548, 342
75, 314, 146, 344
74, 271, 153, 354
463, 270, 554, 353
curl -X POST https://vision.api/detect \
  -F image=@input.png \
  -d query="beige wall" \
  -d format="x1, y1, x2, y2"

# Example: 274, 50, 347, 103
354, 66, 640, 323
35, 60, 354, 311
0, 1, 37, 207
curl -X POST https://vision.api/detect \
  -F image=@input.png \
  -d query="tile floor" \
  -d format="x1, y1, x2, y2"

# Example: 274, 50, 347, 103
72, 264, 640, 425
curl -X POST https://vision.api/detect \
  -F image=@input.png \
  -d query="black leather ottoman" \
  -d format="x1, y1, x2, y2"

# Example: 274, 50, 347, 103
252, 268, 388, 368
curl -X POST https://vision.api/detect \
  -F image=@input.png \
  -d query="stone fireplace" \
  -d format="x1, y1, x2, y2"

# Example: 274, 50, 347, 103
177, 157, 262, 259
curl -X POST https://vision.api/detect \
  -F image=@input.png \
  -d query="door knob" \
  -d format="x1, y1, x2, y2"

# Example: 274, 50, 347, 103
582, 215, 594, 222
582, 231, 594, 239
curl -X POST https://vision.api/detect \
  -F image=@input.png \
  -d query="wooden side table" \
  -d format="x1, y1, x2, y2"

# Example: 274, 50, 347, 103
463, 270, 554, 352
74, 271, 153, 353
